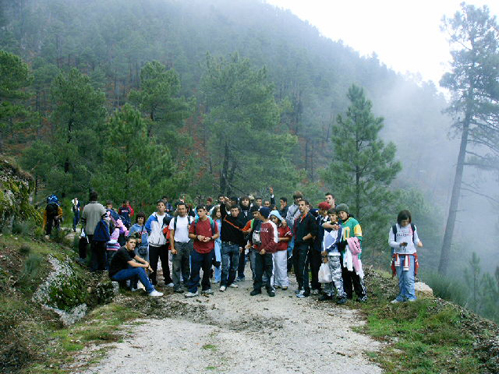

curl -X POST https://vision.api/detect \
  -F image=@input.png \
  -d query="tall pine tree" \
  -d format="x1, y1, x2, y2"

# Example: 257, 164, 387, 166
323, 84, 401, 255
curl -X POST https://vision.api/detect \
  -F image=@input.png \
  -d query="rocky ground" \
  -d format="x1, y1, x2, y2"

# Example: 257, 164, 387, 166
83, 270, 383, 374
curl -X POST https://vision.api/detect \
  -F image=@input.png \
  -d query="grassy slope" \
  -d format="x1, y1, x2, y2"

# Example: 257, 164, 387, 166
358, 268, 499, 374
0, 233, 497, 373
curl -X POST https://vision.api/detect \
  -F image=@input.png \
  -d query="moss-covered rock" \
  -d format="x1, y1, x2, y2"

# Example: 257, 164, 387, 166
0, 158, 41, 229
32, 255, 89, 325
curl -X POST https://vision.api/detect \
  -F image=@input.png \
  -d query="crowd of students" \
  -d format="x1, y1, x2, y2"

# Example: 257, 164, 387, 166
46, 189, 422, 303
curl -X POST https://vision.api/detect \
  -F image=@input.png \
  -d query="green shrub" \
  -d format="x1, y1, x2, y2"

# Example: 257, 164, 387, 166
19, 244, 31, 256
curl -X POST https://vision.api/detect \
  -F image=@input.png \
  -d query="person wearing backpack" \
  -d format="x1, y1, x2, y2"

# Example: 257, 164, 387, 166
145, 200, 173, 287
44, 195, 62, 236
388, 210, 423, 303
184, 205, 219, 297
81, 191, 106, 264
169, 201, 194, 293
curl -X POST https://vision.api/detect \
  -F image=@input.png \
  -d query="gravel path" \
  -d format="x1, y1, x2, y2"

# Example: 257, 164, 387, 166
84, 272, 383, 374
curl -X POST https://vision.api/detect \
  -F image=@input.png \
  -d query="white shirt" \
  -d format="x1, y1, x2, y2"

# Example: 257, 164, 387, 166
169, 215, 192, 243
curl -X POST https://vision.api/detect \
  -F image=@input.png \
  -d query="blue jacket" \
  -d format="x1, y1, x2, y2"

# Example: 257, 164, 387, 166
93, 219, 111, 242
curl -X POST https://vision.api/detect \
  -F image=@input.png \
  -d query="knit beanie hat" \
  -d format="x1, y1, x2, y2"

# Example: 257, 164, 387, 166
335, 203, 349, 214
259, 207, 271, 218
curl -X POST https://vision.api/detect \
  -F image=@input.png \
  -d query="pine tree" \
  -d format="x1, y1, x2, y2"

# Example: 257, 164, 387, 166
439, 4, 499, 274
322, 84, 401, 254
201, 53, 298, 195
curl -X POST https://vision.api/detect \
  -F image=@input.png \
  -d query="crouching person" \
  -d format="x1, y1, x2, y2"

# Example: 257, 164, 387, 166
108, 236, 163, 297
184, 205, 219, 297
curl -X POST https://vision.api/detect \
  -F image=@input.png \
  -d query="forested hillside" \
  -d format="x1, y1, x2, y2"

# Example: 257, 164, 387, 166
0, 0, 453, 196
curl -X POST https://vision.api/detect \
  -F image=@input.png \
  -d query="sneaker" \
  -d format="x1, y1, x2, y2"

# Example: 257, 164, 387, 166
267, 289, 276, 297
281, 286, 288, 290
318, 294, 333, 301
250, 289, 262, 296
131, 287, 141, 292
295, 289, 302, 294
174, 288, 184, 294
296, 290, 309, 298
391, 298, 401, 304
236, 276, 245, 282
358, 296, 368, 303
165, 282, 174, 288
184, 291, 199, 298
219, 285, 227, 292
201, 289, 214, 295
336, 297, 347, 305
229, 283, 238, 288
311, 289, 320, 295
148, 290, 163, 297
408, 298, 417, 302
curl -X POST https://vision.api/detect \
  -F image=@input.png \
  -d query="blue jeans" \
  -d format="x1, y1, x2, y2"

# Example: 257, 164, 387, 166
111, 266, 155, 293
395, 254, 416, 301
188, 250, 214, 293
221, 243, 240, 286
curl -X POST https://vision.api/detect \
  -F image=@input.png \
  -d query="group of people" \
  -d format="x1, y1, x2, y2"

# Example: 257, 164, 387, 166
51, 188, 422, 303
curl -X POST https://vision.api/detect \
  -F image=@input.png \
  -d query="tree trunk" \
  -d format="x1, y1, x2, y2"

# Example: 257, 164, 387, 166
220, 142, 229, 195
439, 113, 471, 274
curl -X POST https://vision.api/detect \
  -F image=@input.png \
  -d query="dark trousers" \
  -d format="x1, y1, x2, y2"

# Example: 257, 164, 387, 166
149, 244, 172, 285
310, 249, 323, 291
342, 266, 367, 299
293, 243, 310, 292
237, 251, 246, 279
253, 252, 274, 291
90, 240, 107, 272
188, 250, 214, 293
73, 212, 80, 231
79, 235, 90, 260
45, 215, 58, 235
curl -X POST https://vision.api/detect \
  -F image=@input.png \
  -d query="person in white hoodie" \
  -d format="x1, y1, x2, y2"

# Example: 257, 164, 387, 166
145, 200, 173, 287
388, 210, 423, 303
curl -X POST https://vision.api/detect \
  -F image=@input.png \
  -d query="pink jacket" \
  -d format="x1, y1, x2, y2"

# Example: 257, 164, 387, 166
346, 237, 363, 276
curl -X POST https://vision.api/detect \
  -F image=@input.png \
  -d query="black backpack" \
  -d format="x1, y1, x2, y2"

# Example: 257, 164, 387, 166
46, 202, 59, 217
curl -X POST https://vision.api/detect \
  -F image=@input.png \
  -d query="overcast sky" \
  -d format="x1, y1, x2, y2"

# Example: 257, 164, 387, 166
265, 0, 498, 85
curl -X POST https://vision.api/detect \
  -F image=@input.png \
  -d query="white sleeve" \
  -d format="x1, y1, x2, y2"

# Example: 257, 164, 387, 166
388, 226, 399, 248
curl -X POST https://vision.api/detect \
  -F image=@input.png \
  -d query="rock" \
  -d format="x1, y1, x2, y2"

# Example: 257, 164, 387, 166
414, 281, 433, 298
0, 158, 41, 229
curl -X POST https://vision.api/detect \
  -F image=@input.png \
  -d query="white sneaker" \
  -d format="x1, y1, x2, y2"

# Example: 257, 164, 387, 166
229, 283, 238, 288
201, 289, 214, 295
166, 282, 174, 288
184, 291, 199, 298
391, 298, 401, 304
149, 290, 163, 297
311, 289, 319, 295
131, 287, 141, 292
219, 285, 227, 292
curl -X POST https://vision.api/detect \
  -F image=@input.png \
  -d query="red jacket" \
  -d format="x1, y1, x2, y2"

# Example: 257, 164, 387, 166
255, 221, 278, 253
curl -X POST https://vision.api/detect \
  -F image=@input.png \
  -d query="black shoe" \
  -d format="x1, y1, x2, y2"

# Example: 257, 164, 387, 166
336, 297, 347, 305
250, 289, 262, 296
318, 294, 333, 301
174, 288, 184, 294
267, 289, 275, 297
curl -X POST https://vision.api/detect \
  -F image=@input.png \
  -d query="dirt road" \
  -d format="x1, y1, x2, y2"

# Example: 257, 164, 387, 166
85, 274, 383, 374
